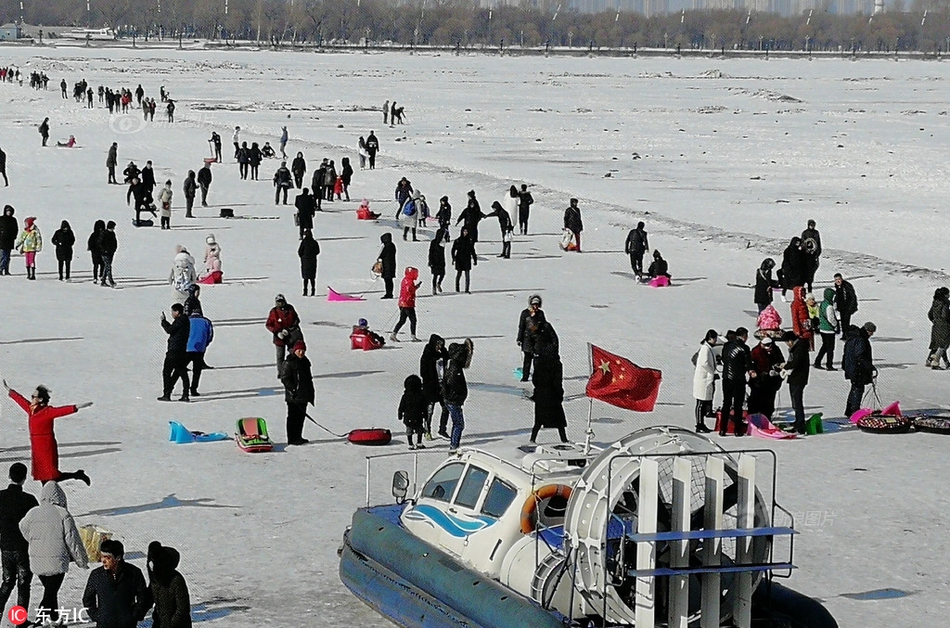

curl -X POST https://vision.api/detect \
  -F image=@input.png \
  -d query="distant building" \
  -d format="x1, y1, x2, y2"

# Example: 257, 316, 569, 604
0, 23, 22, 41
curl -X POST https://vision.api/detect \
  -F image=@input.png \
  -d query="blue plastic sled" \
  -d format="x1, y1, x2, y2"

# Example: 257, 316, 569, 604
169, 421, 229, 444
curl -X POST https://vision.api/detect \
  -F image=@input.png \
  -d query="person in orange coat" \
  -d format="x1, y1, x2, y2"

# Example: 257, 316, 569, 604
3, 380, 92, 485
790, 286, 814, 351
390, 267, 422, 342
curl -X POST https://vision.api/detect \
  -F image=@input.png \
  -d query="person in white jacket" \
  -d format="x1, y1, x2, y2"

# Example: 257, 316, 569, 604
169, 245, 197, 303
158, 180, 173, 230
19, 482, 88, 627
692, 329, 719, 433
501, 185, 519, 228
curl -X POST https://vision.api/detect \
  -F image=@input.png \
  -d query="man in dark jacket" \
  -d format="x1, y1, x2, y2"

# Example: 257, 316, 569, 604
517, 295, 546, 382
486, 201, 513, 258
781, 331, 811, 434
800, 219, 822, 292
563, 198, 583, 252
834, 273, 859, 339
517, 184, 533, 235
0, 463, 38, 615
377, 233, 397, 299
106, 143, 118, 184
719, 327, 755, 436
98, 221, 118, 287
122, 161, 139, 184
420, 335, 449, 439
0, 205, 16, 275
624, 222, 649, 280
280, 341, 314, 445
196, 164, 212, 207
273, 161, 293, 205
311, 160, 327, 210
456, 190, 484, 250
159, 303, 191, 402
82, 539, 152, 628
127, 178, 155, 225
294, 189, 316, 240
442, 339, 474, 451
365, 131, 379, 169
0, 145, 7, 186
182, 171, 197, 218
843, 322, 876, 417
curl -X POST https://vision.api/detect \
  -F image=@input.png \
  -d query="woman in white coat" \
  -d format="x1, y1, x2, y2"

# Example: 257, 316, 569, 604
169, 245, 197, 302
692, 329, 719, 433
501, 185, 519, 228
19, 482, 88, 626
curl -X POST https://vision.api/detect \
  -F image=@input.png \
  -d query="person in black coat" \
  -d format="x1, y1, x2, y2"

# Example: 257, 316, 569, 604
800, 219, 822, 292
87, 219, 105, 282
780, 237, 806, 299
377, 232, 397, 299
51, 220, 75, 281
563, 198, 583, 252
442, 339, 473, 450
399, 375, 428, 449
294, 189, 315, 239
196, 165, 212, 207
427, 229, 446, 294
457, 190, 484, 251
420, 334, 449, 438
647, 250, 670, 281
83, 540, 152, 628
297, 229, 320, 297
98, 221, 118, 287
530, 322, 567, 443
339, 157, 353, 201
0, 205, 19, 276
365, 131, 379, 169
486, 201, 513, 258
159, 304, 191, 402
754, 258, 780, 313
781, 331, 811, 434
834, 273, 859, 338
311, 159, 326, 209
451, 227, 477, 294
291, 152, 307, 189
182, 171, 197, 218
146, 541, 192, 628
436, 196, 452, 241
0, 145, 8, 186
0, 463, 38, 614
517, 295, 546, 382
720, 327, 755, 436
517, 184, 533, 235
140, 160, 156, 194
624, 221, 649, 279
843, 322, 876, 417
280, 341, 314, 445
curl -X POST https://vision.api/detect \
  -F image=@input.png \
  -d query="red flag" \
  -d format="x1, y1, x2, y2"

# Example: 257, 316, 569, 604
586, 345, 662, 412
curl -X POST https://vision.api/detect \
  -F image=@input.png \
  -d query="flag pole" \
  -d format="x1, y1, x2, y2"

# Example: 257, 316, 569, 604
584, 342, 594, 454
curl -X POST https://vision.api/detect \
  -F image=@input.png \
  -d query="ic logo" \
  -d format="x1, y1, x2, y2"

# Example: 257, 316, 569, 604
7, 605, 27, 625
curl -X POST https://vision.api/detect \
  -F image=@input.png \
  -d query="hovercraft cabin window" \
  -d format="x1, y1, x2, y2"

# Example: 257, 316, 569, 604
422, 462, 465, 501
481, 478, 517, 518
455, 466, 489, 509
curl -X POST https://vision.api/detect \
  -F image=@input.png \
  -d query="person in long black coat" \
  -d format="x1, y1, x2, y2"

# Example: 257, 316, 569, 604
530, 322, 567, 443
281, 341, 314, 445
420, 334, 449, 438
451, 227, 476, 294
843, 322, 876, 418
486, 201, 513, 258
927, 287, 950, 369
457, 190, 484, 251
294, 189, 315, 239
563, 198, 583, 252
378, 232, 397, 299
780, 237, 806, 299
517, 295, 545, 382
87, 219, 105, 281
291, 152, 307, 189
428, 229, 446, 294
754, 258, 780, 313
339, 157, 353, 201
298, 230, 320, 297
51, 220, 75, 281
146, 541, 192, 628
0, 204, 19, 275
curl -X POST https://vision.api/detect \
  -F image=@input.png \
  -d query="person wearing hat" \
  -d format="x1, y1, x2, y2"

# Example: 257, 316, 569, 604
158, 180, 173, 230
563, 198, 583, 252
280, 341, 314, 446
266, 295, 302, 378
19, 482, 88, 626
0, 463, 39, 616
391, 267, 422, 342
183, 284, 203, 318
82, 539, 152, 628
801, 219, 822, 293
146, 541, 191, 628
692, 329, 719, 433
781, 331, 810, 434
159, 304, 191, 402
202, 234, 222, 283
749, 336, 785, 420
720, 327, 755, 436
843, 322, 877, 418
14, 217, 42, 281
517, 295, 546, 382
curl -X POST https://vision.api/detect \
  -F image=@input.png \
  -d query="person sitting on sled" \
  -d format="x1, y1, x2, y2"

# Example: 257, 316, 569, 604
647, 250, 671, 282
261, 142, 276, 159
56, 135, 77, 148
3, 380, 92, 485
351, 318, 386, 350
356, 199, 380, 221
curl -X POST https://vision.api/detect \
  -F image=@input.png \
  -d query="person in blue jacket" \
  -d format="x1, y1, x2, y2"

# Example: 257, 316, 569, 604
186, 315, 214, 397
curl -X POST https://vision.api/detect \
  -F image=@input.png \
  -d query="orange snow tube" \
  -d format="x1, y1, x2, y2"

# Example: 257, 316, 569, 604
520, 484, 573, 534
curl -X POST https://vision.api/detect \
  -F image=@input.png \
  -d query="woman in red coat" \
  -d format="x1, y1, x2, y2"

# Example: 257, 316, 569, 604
390, 267, 421, 343
790, 286, 814, 351
3, 380, 92, 485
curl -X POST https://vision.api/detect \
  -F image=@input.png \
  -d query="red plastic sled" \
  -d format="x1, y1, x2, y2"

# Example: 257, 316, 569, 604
347, 428, 392, 446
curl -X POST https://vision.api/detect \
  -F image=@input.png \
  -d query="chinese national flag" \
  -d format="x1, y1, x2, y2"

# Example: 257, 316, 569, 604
586, 345, 662, 412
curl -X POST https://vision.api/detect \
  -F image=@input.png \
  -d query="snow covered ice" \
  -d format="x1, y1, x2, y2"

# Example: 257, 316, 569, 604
0, 47, 949, 626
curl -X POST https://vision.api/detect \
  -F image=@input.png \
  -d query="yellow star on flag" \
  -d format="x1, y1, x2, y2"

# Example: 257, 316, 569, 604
598, 360, 611, 375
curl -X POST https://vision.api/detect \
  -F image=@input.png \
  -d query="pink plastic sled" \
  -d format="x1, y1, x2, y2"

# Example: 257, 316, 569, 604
747, 413, 797, 439
327, 286, 365, 302
198, 271, 223, 285
849, 401, 901, 424
649, 276, 670, 288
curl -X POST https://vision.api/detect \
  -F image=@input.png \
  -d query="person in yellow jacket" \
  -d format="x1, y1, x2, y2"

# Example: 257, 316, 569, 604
14, 216, 42, 280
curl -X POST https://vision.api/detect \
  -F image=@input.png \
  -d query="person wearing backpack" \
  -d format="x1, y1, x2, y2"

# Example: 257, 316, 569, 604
398, 190, 421, 242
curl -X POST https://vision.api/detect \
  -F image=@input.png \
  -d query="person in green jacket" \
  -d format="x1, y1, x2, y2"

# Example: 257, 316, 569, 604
813, 288, 839, 371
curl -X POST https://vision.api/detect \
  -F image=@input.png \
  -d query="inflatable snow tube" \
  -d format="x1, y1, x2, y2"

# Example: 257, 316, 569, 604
857, 414, 912, 434
911, 415, 950, 435
348, 428, 392, 446
520, 484, 573, 534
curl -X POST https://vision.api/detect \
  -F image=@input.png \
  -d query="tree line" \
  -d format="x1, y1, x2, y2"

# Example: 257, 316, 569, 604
4, 0, 950, 52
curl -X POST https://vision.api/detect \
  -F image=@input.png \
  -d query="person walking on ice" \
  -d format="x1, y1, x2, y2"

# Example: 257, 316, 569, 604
3, 381, 92, 485
391, 267, 422, 342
